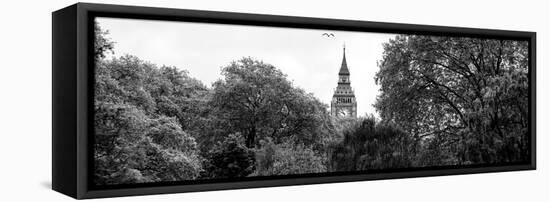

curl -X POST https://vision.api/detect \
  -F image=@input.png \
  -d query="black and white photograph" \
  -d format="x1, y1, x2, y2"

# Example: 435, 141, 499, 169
93, 16, 530, 186
3, 0, 550, 201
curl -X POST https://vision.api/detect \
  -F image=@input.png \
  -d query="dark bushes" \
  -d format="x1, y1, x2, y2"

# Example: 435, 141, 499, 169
328, 117, 415, 172
201, 134, 256, 179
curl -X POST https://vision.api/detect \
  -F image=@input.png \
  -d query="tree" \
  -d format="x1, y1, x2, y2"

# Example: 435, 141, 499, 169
94, 103, 150, 185
94, 77, 204, 185
93, 24, 206, 184
375, 35, 529, 164
202, 134, 256, 179
211, 57, 333, 148
150, 66, 211, 132
94, 21, 114, 60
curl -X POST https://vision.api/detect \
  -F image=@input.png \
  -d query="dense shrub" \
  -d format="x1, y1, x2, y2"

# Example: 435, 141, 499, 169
328, 117, 416, 171
253, 138, 326, 176
357, 123, 415, 170
201, 134, 256, 179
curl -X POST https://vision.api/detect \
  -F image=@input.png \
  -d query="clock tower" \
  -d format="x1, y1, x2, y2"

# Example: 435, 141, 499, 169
330, 46, 357, 118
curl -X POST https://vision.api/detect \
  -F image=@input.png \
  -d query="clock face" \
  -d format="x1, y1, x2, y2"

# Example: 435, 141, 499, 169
339, 108, 349, 117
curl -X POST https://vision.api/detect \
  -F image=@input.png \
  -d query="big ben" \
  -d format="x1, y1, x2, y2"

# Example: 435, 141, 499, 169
330, 46, 357, 118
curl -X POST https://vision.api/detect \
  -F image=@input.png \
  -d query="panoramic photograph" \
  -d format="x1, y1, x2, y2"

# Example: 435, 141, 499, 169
93, 17, 530, 186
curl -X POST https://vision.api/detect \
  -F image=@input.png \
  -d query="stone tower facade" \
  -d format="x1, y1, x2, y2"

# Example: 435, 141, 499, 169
330, 46, 357, 118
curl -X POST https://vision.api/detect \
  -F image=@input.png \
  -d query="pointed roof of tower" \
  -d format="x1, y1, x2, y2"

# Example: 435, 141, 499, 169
339, 45, 350, 75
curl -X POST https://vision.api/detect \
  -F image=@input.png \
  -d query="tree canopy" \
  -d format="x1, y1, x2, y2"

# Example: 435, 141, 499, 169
211, 58, 333, 148
375, 35, 529, 165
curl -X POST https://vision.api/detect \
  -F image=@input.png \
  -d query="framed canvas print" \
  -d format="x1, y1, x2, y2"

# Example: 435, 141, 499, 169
52, 3, 536, 199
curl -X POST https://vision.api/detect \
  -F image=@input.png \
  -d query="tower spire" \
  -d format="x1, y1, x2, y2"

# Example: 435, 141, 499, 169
339, 44, 349, 75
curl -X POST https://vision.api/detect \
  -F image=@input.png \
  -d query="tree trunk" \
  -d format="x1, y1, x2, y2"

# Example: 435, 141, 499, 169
245, 127, 256, 148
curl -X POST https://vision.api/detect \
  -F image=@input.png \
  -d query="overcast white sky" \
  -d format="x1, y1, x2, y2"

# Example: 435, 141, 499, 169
97, 17, 396, 117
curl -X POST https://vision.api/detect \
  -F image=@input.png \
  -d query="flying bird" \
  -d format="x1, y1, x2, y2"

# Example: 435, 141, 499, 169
322, 33, 335, 37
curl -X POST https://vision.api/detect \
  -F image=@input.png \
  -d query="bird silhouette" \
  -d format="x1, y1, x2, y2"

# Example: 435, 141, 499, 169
322, 33, 335, 37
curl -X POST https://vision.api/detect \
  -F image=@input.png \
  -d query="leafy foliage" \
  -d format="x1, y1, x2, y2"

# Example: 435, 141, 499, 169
94, 21, 114, 60
94, 47, 205, 185
210, 58, 334, 148
94, 103, 203, 184
375, 35, 529, 165
253, 138, 327, 176
201, 134, 256, 179
328, 117, 415, 171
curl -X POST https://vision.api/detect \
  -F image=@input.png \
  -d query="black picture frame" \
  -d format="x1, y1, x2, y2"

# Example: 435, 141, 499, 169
52, 2, 536, 199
